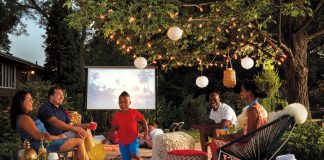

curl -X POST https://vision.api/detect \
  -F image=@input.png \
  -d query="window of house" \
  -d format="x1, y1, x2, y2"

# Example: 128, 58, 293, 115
0, 62, 16, 89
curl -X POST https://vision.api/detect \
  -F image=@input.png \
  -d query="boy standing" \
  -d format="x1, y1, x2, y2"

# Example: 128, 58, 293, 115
107, 91, 148, 160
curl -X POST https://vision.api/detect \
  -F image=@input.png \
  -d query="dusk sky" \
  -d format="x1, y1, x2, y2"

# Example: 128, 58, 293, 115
9, 18, 46, 66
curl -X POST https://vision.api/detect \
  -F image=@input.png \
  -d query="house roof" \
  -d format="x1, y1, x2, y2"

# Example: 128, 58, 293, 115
0, 52, 44, 70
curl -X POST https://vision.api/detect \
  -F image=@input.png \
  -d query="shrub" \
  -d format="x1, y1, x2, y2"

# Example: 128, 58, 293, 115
254, 69, 288, 112
278, 121, 324, 160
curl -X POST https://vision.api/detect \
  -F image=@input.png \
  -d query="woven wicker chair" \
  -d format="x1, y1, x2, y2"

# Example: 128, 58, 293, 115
217, 115, 296, 160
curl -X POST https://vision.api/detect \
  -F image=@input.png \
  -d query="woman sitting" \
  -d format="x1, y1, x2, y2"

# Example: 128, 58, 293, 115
210, 80, 268, 160
10, 90, 89, 160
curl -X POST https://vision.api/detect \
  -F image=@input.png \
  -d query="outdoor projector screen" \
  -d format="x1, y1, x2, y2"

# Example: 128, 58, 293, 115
86, 67, 156, 110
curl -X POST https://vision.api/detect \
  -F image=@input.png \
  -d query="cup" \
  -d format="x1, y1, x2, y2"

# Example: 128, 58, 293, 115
47, 152, 59, 160
89, 122, 97, 130
220, 129, 227, 136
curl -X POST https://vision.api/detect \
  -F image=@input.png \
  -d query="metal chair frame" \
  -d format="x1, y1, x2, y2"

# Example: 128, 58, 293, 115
217, 115, 296, 160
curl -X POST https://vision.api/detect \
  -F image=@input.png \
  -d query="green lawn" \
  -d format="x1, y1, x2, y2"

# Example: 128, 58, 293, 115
182, 130, 200, 141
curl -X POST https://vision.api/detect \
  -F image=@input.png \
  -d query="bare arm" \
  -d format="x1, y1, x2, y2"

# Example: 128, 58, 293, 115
18, 115, 44, 141
18, 115, 65, 141
47, 117, 86, 137
139, 118, 148, 139
106, 125, 118, 140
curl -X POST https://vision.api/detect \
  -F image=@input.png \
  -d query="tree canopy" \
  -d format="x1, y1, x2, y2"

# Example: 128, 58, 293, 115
66, 0, 322, 70
66, 0, 323, 116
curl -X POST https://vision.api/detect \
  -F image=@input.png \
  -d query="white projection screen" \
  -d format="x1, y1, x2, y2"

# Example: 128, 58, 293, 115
86, 67, 156, 110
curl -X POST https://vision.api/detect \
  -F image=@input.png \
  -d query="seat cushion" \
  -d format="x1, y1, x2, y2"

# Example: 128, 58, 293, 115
167, 149, 208, 160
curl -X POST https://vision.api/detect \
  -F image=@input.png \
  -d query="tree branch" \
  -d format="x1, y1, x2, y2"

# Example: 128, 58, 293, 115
14, 1, 36, 9
296, 0, 324, 33
309, 28, 324, 40
27, 0, 49, 20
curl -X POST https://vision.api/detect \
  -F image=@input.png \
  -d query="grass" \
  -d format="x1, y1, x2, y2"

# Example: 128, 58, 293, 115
182, 130, 200, 141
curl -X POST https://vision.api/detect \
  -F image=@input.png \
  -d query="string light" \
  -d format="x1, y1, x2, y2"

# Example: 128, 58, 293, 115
199, 24, 203, 28
147, 42, 152, 48
129, 17, 136, 23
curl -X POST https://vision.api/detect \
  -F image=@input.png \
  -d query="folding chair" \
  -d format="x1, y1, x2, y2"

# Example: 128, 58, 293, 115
217, 115, 296, 160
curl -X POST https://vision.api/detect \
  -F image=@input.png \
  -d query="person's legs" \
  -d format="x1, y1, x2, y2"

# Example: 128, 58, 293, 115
119, 143, 131, 160
198, 127, 212, 152
129, 138, 141, 160
84, 129, 95, 151
59, 138, 89, 160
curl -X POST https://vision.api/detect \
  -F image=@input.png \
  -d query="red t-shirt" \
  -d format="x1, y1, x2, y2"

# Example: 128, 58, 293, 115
111, 108, 144, 145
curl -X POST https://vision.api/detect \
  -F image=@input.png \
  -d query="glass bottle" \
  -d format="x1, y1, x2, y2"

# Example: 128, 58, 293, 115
38, 138, 47, 160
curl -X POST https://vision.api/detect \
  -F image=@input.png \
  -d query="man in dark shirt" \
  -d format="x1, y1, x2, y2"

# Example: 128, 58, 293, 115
38, 86, 94, 139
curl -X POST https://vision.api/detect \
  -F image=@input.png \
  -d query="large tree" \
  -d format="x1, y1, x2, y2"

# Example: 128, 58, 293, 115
0, 0, 26, 52
14, 0, 88, 84
66, 0, 324, 116
44, 0, 82, 93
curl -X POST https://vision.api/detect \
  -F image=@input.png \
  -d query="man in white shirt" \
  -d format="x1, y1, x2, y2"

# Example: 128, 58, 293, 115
194, 91, 237, 152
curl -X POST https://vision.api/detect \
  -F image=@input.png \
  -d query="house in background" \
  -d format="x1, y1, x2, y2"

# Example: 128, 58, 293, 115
0, 52, 44, 96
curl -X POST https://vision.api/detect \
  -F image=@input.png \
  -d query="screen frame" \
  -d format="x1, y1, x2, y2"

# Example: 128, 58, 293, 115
85, 66, 158, 110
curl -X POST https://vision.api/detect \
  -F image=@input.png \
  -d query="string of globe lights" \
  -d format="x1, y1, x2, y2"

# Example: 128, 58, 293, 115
97, 2, 288, 88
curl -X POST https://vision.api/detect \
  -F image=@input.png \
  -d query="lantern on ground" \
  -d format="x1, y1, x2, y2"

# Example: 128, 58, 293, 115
196, 76, 209, 88
241, 56, 254, 69
167, 27, 183, 41
134, 57, 147, 69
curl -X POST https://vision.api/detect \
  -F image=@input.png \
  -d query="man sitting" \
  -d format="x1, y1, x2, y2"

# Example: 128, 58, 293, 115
193, 91, 237, 152
37, 86, 96, 151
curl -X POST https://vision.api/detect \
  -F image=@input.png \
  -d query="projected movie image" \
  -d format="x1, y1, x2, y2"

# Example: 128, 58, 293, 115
87, 67, 156, 110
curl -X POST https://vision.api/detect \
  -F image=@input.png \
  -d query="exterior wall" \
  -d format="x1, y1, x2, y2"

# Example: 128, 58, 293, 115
0, 56, 43, 97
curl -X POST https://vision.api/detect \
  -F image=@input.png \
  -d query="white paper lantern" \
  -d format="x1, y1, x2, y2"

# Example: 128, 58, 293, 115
196, 76, 209, 88
167, 27, 183, 41
241, 56, 254, 69
134, 57, 147, 69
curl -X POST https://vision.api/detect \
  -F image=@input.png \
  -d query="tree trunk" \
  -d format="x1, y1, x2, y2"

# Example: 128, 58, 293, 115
284, 31, 311, 118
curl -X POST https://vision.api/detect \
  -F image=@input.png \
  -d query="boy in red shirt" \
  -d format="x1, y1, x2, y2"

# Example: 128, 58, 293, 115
106, 91, 148, 160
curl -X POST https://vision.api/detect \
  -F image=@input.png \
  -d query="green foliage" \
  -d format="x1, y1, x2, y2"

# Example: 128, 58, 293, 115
0, 142, 21, 159
85, 32, 132, 66
182, 130, 200, 142
0, 110, 20, 159
158, 94, 208, 129
66, 0, 313, 70
278, 122, 324, 160
17, 81, 52, 110
254, 69, 287, 112
0, 0, 25, 52
222, 91, 245, 114
44, 0, 82, 94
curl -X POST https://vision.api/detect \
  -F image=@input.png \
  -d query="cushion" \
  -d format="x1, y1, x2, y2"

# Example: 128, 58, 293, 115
167, 149, 208, 160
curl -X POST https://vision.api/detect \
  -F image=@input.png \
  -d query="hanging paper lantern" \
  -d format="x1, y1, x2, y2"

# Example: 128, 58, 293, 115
196, 76, 209, 88
134, 57, 147, 69
223, 68, 236, 88
241, 56, 254, 69
167, 27, 183, 41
